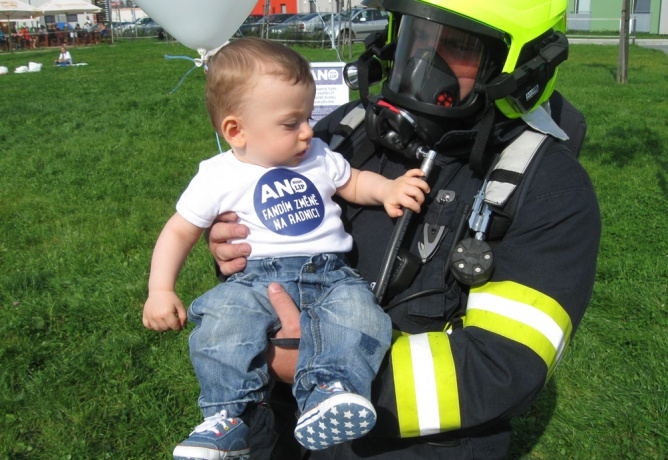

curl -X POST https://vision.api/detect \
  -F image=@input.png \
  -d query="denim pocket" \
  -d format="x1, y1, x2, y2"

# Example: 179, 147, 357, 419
228, 272, 258, 286
340, 265, 363, 280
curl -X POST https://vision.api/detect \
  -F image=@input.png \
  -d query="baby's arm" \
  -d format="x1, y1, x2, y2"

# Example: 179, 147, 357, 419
336, 168, 430, 218
143, 213, 205, 332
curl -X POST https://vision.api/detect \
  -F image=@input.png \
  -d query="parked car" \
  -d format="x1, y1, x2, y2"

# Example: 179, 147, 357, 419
133, 17, 152, 27
135, 17, 163, 36
272, 12, 334, 35
111, 21, 134, 33
242, 14, 264, 25
122, 17, 163, 36
236, 13, 294, 37
325, 8, 389, 41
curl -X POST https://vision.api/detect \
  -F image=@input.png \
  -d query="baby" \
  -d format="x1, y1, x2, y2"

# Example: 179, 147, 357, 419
143, 38, 428, 460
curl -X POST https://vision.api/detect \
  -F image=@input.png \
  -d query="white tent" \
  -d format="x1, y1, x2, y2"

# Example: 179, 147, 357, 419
0, 0, 43, 52
0, 0, 42, 20
40, 0, 101, 14
39, 0, 101, 46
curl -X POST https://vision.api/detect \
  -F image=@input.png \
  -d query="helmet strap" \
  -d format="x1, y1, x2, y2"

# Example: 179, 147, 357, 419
357, 57, 371, 108
469, 99, 496, 173
351, 31, 394, 109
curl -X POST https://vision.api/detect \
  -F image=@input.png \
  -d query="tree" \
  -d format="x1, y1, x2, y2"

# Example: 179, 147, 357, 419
617, 0, 630, 83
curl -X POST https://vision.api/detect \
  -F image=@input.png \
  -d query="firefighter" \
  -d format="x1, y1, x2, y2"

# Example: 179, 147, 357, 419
207, 0, 601, 458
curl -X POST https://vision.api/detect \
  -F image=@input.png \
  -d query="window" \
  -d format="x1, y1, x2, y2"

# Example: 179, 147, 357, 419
574, 0, 591, 13
355, 11, 370, 22
634, 0, 650, 13
45, 15, 55, 24
67, 13, 78, 22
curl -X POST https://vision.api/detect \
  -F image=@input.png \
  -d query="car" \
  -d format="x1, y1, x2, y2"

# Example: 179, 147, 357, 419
271, 12, 334, 35
242, 14, 264, 25
325, 8, 389, 41
111, 21, 134, 32
122, 17, 163, 37
236, 13, 295, 37
134, 17, 153, 27
136, 18, 163, 36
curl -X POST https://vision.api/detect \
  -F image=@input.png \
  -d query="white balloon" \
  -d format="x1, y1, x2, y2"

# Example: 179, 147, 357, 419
134, 0, 256, 54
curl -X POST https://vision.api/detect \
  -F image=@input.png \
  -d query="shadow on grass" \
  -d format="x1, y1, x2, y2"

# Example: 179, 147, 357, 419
507, 378, 557, 460
585, 123, 668, 197
583, 63, 618, 80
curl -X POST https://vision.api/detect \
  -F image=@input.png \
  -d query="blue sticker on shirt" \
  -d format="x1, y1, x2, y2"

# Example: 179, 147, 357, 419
254, 169, 325, 236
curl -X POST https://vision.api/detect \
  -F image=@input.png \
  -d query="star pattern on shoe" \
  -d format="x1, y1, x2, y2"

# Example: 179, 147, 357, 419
295, 392, 377, 451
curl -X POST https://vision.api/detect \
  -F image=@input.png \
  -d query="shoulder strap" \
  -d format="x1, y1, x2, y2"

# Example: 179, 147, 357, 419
484, 130, 549, 208
327, 102, 378, 169
485, 130, 552, 245
329, 104, 366, 151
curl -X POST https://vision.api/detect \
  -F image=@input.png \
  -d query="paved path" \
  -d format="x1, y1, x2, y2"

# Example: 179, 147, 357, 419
639, 44, 668, 54
568, 37, 668, 54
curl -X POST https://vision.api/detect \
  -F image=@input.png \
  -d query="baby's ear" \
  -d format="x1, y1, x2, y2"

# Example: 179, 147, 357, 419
221, 116, 245, 148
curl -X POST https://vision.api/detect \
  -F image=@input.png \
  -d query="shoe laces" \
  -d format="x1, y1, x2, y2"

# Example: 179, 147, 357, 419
190, 410, 240, 436
319, 381, 345, 393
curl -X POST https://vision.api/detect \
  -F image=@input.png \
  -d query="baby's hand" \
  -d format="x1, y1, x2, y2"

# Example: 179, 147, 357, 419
143, 290, 187, 332
382, 169, 430, 218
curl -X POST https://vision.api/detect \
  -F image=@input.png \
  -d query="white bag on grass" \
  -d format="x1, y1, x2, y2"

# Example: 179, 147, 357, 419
14, 66, 28, 74
28, 62, 42, 72
0, 66, 8, 75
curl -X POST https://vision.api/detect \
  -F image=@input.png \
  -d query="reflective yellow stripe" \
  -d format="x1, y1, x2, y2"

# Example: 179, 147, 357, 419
466, 281, 572, 378
391, 332, 461, 438
391, 328, 409, 342
429, 333, 460, 433
392, 335, 419, 437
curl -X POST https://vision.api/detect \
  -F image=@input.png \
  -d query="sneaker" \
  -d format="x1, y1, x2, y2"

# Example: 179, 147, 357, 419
294, 382, 376, 451
173, 410, 250, 460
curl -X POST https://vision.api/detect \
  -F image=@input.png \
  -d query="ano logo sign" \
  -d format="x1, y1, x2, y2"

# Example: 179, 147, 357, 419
253, 169, 325, 236
311, 67, 343, 85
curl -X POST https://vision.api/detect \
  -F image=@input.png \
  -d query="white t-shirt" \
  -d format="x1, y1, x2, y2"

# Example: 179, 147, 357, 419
59, 51, 72, 61
176, 138, 354, 260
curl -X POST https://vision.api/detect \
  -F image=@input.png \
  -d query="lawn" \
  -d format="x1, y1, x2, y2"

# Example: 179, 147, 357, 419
1, 39, 667, 459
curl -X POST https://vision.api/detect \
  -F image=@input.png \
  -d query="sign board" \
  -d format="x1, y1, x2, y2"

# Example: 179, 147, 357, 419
310, 62, 349, 127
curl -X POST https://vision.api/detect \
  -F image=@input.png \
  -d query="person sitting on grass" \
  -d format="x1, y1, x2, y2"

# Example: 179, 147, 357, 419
142, 37, 429, 460
54, 47, 72, 66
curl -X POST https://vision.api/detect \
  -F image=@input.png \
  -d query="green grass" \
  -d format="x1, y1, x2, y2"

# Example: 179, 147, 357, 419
1, 40, 667, 459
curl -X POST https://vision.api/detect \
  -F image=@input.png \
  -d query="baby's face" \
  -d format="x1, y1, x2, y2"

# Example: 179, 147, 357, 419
234, 75, 315, 168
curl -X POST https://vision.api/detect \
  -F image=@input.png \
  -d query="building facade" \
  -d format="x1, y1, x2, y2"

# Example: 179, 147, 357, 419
250, 0, 365, 16
567, 0, 667, 34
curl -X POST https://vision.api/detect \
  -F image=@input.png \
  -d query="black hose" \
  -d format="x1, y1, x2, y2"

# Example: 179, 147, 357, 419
373, 149, 437, 304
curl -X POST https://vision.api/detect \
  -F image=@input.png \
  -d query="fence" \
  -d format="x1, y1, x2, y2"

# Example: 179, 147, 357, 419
567, 16, 640, 35
0, 30, 107, 53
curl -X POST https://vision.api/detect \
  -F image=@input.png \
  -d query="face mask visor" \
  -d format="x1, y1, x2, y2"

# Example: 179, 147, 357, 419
385, 16, 487, 116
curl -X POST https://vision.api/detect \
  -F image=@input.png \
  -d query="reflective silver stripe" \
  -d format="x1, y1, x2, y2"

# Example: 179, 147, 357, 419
329, 105, 366, 151
466, 282, 573, 376
408, 334, 441, 435
485, 130, 547, 206
468, 292, 567, 361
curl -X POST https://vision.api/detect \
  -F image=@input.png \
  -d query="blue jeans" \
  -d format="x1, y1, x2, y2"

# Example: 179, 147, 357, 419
188, 253, 392, 418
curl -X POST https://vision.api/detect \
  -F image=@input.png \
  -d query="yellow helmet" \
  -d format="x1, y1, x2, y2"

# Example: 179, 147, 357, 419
364, 0, 568, 119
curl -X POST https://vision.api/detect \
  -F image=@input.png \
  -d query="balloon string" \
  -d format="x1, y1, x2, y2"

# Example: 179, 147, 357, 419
215, 132, 223, 154
164, 54, 220, 152
164, 54, 209, 94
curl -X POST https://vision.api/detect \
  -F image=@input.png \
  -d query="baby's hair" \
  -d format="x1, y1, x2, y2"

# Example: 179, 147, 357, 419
206, 38, 314, 136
